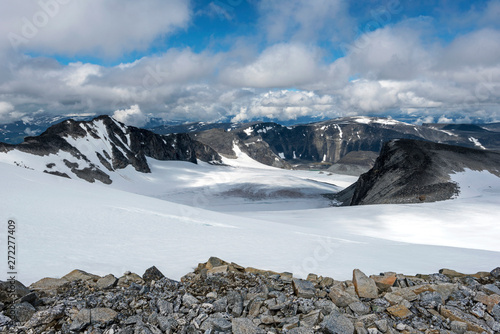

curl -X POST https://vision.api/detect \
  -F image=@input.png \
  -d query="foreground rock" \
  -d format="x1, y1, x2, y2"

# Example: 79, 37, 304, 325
1, 261, 499, 333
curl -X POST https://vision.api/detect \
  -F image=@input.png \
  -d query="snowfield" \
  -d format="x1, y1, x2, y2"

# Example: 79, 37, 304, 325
1, 151, 500, 286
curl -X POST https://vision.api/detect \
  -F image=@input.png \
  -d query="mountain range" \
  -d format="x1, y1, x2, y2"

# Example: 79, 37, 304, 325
1, 115, 500, 207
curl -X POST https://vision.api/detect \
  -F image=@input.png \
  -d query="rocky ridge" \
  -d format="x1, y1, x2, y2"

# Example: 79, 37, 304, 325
336, 139, 500, 205
189, 117, 500, 174
1, 258, 500, 334
0, 116, 221, 184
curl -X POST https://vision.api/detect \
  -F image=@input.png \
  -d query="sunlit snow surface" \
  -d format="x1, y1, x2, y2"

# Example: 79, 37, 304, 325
1, 152, 500, 285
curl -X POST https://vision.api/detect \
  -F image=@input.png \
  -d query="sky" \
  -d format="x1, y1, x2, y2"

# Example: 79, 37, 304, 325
0, 0, 499, 126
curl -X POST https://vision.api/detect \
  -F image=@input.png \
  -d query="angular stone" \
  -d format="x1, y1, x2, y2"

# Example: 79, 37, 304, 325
205, 257, 228, 270
117, 272, 145, 287
439, 305, 491, 333
212, 317, 232, 331
142, 266, 165, 283
292, 278, 316, 298
227, 291, 244, 316
157, 315, 177, 332
375, 319, 388, 333
471, 302, 486, 318
29, 277, 68, 291
10, 302, 36, 323
491, 303, 500, 322
353, 269, 378, 299
70, 308, 91, 331
370, 274, 397, 292
483, 284, 500, 295
439, 268, 466, 278
384, 292, 404, 305
231, 317, 266, 334
0, 280, 31, 302
245, 267, 280, 276
157, 300, 174, 315
320, 311, 355, 334
349, 301, 371, 315
329, 287, 358, 307
300, 309, 322, 327
387, 304, 412, 318
287, 328, 314, 334
418, 291, 443, 309
182, 293, 199, 307
24, 304, 65, 328
474, 292, 500, 312
96, 274, 118, 289
0, 313, 12, 326
91, 307, 118, 324
207, 265, 229, 274
450, 321, 467, 334
314, 299, 339, 315
62, 269, 100, 282
490, 267, 500, 278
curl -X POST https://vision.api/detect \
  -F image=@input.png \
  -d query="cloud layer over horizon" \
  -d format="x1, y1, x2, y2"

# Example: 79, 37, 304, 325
1, 0, 500, 126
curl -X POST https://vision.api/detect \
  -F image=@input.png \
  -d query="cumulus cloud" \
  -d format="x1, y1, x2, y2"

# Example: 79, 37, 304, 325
221, 43, 323, 88
1, 0, 190, 58
1, 1, 500, 125
0, 101, 24, 123
112, 105, 148, 127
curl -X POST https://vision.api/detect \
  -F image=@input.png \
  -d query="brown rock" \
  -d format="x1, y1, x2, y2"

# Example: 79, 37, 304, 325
353, 269, 378, 299
474, 292, 500, 312
245, 267, 280, 276
439, 305, 491, 333
62, 269, 100, 282
387, 304, 413, 319
371, 274, 397, 292
208, 265, 229, 274
439, 269, 466, 278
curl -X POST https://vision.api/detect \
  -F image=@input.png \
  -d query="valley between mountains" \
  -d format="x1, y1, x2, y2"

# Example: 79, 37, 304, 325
1, 116, 500, 287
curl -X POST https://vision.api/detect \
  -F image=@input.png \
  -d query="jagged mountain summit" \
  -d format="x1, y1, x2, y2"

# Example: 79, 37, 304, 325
336, 139, 500, 205
0, 115, 221, 184
188, 116, 500, 173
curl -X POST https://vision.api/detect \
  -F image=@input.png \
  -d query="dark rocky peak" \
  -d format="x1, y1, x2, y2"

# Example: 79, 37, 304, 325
336, 139, 500, 206
0, 115, 221, 184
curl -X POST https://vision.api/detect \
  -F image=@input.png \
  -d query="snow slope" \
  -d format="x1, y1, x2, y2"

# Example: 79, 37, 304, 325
1, 158, 500, 286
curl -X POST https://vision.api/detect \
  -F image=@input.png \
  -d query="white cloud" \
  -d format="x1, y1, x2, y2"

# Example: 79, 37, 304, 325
112, 105, 148, 127
0, 101, 24, 123
0, 0, 191, 58
257, 0, 351, 43
221, 43, 322, 88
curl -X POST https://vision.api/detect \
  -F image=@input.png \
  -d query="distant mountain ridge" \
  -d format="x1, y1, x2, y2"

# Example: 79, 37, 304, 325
0, 116, 221, 184
187, 116, 500, 172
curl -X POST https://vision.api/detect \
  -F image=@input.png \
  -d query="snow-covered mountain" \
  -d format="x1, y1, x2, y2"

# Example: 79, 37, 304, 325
189, 116, 500, 173
0, 115, 221, 184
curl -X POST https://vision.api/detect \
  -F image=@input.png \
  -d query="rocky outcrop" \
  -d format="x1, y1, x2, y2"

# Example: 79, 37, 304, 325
0, 116, 222, 184
336, 139, 500, 205
189, 117, 500, 171
1, 259, 500, 333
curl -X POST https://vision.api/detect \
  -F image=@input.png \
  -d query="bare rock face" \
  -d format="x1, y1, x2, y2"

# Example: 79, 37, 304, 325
0, 116, 221, 184
336, 139, 500, 205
